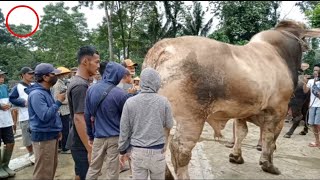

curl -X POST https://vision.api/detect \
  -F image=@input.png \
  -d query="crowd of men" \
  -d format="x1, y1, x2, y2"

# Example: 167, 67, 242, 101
1, 45, 320, 180
0, 45, 173, 180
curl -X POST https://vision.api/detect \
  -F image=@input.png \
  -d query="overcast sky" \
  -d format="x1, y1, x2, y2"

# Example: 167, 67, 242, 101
1, 1, 308, 33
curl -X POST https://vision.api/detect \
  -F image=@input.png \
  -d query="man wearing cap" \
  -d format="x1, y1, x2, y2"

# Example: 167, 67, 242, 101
52, 67, 71, 154
118, 59, 138, 92
25, 63, 66, 180
9, 67, 35, 164
0, 69, 16, 178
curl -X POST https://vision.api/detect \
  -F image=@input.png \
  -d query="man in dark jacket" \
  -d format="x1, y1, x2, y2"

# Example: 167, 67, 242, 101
84, 62, 131, 179
26, 63, 66, 180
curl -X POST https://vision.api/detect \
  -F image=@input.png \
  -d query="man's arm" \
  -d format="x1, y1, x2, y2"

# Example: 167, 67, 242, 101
164, 99, 174, 151
118, 102, 131, 155
71, 85, 92, 153
9, 85, 26, 107
84, 90, 94, 141
303, 77, 311, 93
30, 92, 62, 122
74, 113, 92, 152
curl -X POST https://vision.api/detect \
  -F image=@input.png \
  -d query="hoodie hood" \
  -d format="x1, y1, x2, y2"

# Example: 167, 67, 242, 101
25, 83, 47, 95
140, 68, 161, 93
103, 62, 127, 85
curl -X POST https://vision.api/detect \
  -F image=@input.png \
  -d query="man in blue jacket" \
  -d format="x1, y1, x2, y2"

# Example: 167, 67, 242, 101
26, 63, 66, 180
84, 62, 131, 179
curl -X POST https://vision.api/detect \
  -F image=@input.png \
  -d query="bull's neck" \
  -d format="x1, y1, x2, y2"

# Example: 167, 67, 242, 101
273, 35, 303, 89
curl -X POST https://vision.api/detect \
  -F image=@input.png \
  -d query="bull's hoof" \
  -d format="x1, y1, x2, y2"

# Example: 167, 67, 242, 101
229, 153, 244, 164
260, 161, 281, 175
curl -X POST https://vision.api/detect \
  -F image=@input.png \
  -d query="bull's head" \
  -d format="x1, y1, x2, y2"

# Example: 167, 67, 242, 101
275, 20, 320, 52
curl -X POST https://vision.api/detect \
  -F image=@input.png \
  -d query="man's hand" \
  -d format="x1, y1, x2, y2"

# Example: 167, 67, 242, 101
88, 139, 93, 148
127, 87, 137, 94
0, 104, 11, 111
88, 151, 92, 165
119, 154, 129, 167
56, 92, 66, 103
58, 132, 62, 141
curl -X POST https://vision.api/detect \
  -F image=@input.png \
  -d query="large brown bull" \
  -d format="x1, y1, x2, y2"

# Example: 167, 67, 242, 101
142, 20, 320, 179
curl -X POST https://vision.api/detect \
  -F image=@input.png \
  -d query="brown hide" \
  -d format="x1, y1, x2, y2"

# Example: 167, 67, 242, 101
142, 20, 320, 178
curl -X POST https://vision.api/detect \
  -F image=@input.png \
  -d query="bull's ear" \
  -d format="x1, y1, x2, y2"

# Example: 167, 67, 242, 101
303, 28, 320, 38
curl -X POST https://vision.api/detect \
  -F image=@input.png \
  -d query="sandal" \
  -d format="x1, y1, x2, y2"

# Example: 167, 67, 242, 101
308, 142, 320, 147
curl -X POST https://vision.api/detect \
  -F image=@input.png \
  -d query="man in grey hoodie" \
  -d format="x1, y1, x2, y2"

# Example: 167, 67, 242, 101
118, 67, 174, 180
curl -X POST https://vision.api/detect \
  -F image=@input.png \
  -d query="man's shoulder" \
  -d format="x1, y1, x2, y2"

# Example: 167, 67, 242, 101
69, 77, 89, 92
69, 76, 89, 86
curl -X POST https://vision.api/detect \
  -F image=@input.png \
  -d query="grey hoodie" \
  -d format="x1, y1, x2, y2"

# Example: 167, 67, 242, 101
118, 67, 174, 154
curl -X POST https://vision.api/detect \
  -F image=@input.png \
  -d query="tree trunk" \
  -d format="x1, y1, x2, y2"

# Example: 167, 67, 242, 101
105, 1, 114, 60
117, 2, 126, 59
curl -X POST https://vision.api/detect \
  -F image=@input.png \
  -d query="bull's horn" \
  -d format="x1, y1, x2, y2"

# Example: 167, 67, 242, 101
303, 28, 320, 38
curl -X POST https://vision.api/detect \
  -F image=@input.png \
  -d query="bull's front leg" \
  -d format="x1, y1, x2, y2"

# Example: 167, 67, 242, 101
259, 113, 282, 175
229, 119, 248, 164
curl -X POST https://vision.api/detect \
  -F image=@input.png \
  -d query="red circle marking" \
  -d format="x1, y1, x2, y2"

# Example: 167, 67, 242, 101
5, 5, 39, 38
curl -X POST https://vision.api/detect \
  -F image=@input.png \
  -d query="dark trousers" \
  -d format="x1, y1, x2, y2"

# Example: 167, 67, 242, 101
59, 114, 71, 151
287, 98, 309, 135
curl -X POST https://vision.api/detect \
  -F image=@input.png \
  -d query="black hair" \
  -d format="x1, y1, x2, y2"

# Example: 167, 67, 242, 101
121, 61, 127, 68
99, 61, 109, 76
77, 45, 100, 64
35, 75, 44, 83
314, 63, 320, 68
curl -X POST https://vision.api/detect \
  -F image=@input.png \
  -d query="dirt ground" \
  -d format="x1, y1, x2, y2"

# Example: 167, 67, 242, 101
10, 120, 320, 179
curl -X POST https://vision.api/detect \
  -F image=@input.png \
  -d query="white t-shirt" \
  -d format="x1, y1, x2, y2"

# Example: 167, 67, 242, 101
0, 98, 14, 128
307, 79, 320, 107
16, 83, 30, 121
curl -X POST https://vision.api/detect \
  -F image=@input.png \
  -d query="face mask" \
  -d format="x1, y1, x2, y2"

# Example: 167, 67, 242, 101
49, 76, 58, 86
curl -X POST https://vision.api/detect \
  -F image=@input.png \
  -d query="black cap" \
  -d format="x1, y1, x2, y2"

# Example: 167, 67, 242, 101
20, 67, 34, 75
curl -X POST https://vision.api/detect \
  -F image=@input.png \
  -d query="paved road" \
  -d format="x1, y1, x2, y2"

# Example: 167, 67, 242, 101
9, 120, 320, 179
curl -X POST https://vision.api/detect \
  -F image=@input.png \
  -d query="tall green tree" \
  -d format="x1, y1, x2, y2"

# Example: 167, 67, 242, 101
182, 1, 213, 36
209, 1, 281, 44
33, 2, 89, 67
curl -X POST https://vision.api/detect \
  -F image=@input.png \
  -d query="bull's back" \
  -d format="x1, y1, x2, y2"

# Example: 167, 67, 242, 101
143, 36, 293, 118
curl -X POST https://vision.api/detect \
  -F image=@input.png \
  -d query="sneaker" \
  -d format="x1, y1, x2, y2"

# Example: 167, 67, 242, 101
29, 154, 35, 164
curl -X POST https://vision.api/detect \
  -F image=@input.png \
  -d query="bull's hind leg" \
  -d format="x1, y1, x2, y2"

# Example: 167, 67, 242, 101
170, 116, 205, 179
229, 119, 248, 164
259, 111, 283, 175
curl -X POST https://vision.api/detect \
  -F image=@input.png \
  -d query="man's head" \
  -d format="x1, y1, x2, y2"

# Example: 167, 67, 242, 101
133, 76, 140, 86
122, 69, 132, 84
20, 67, 34, 84
34, 63, 61, 87
140, 68, 161, 93
121, 59, 137, 76
98, 61, 109, 77
56, 67, 71, 79
0, 69, 7, 84
70, 67, 78, 77
77, 46, 100, 76
313, 63, 320, 77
